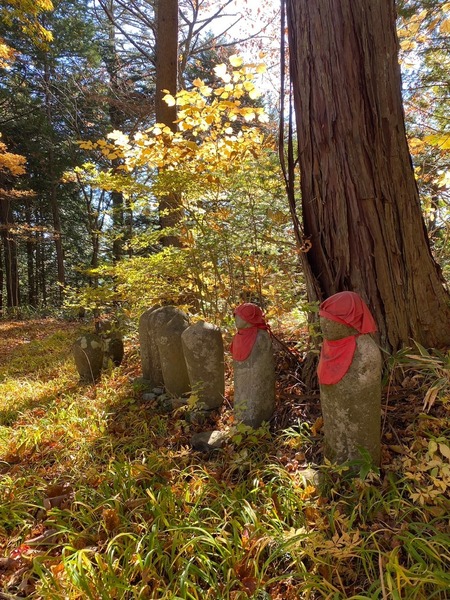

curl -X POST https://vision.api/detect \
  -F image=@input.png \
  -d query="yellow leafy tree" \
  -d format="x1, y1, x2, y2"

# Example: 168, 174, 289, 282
79, 56, 269, 181
0, 0, 53, 52
72, 57, 299, 319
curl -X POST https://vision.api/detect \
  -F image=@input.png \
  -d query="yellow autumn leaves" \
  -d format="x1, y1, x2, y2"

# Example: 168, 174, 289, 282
78, 56, 270, 182
398, 3, 450, 53
409, 134, 450, 190
0, 40, 16, 68
0, 0, 54, 50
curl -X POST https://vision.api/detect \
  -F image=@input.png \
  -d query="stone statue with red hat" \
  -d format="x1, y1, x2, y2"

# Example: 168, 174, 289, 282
318, 291, 382, 466
231, 303, 275, 428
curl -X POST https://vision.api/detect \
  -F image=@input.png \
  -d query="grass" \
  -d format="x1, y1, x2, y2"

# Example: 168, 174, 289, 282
0, 319, 449, 599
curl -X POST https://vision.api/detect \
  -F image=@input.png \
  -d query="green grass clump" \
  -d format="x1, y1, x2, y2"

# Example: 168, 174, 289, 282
0, 320, 448, 599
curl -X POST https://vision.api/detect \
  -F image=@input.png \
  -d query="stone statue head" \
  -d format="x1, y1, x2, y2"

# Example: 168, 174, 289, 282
234, 303, 267, 330
319, 291, 377, 340
319, 316, 358, 340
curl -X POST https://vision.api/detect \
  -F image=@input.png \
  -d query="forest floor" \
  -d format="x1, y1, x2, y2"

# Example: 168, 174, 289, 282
0, 318, 448, 599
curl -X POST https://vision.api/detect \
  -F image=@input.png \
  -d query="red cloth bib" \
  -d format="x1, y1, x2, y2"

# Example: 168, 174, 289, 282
231, 303, 269, 361
317, 336, 358, 385
317, 291, 377, 385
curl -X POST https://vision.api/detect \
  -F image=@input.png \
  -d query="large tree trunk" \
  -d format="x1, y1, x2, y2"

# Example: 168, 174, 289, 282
155, 0, 178, 130
286, 0, 450, 351
155, 0, 182, 247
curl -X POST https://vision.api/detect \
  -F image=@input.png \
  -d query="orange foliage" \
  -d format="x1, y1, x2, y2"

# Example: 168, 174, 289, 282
0, 134, 26, 176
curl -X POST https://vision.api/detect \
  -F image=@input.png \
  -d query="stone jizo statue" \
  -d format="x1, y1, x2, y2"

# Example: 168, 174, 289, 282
318, 291, 382, 466
139, 305, 186, 388
155, 309, 191, 396
231, 303, 275, 428
181, 320, 225, 410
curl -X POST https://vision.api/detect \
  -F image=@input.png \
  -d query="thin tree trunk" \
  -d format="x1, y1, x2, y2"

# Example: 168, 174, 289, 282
110, 188, 124, 263
36, 209, 47, 306
0, 240, 3, 314
25, 199, 37, 307
155, 0, 182, 247
0, 198, 19, 308
286, 0, 450, 351
125, 195, 133, 257
44, 55, 65, 301
50, 184, 65, 297
105, 0, 125, 263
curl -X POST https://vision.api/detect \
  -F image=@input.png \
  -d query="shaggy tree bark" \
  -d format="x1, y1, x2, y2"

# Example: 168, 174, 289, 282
286, 0, 450, 351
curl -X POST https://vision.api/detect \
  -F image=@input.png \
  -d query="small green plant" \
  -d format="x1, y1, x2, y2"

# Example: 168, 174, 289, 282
230, 422, 272, 447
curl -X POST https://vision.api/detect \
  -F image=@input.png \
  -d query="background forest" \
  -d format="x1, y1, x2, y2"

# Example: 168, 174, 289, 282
0, 0, 290, 321
0, 1, 449, 599
1, 0, 448, 325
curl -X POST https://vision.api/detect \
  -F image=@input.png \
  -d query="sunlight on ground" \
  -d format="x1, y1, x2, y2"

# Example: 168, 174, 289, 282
0, 319, 448, 599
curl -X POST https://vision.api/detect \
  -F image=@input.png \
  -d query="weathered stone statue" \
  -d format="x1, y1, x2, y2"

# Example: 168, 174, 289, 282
318, 291, 382, 466
73, 333, 104, 383
181, 320, 225, 410
140, 305, 185, 388
155, 309, 191, 396
231, 303, 275, 427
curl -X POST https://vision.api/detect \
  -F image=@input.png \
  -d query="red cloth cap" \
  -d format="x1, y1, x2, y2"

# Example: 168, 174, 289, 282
234, 303, 267, 327
318, 291, 377, 334
231, 303, 269, 361
317, 291, 377, 385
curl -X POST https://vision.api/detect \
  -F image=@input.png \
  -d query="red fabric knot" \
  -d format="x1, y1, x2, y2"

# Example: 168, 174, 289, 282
317, 291, 377, 385
230, 303, 269, 361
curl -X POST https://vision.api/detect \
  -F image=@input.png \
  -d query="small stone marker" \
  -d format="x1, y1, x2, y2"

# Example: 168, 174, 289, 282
191, 430, 228, 453
181, 320, 225, 410
317, 291, 382, 466
231, 303, 275, 428
73, 333, 104, 383
155, 309, 191, 396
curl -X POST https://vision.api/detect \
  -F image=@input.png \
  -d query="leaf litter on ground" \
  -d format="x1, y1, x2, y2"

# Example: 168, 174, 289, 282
0, 318, 448, 599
